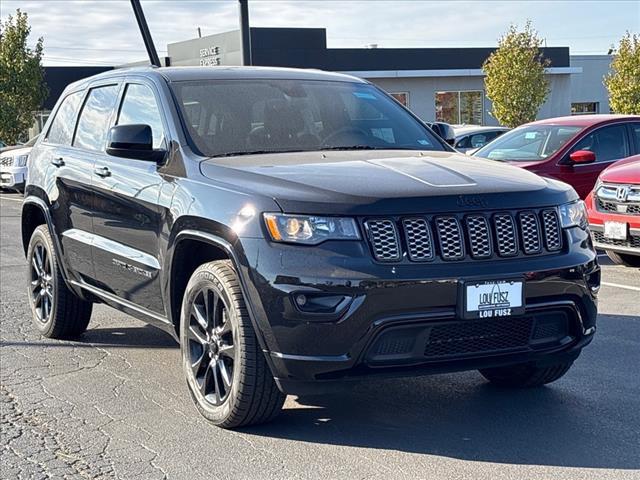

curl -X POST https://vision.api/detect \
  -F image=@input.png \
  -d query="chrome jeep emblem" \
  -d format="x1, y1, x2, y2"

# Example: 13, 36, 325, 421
616, 186, 630, 202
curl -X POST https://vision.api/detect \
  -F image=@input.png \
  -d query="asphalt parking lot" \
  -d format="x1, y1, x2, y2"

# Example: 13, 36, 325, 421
1, 190, 639, 480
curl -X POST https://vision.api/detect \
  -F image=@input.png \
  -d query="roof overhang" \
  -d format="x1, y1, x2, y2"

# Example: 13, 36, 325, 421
340, 67, 582, 79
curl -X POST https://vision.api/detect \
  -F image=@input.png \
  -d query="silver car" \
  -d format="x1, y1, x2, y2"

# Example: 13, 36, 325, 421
453, 125, 509, 154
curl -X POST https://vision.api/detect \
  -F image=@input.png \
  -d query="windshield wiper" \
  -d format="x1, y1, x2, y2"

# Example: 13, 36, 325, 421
317, 145, 417, 151
208, 149, 305, 158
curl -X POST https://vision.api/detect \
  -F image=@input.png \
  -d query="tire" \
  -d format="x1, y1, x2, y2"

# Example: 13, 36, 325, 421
606, 250, 640, 267
180, 260, 285, 428
479, 361, 574, 388
26, 225, 93, 338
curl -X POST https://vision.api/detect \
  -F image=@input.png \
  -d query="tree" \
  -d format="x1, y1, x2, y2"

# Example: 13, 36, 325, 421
604, 32, 640, 114
483, 21, 550, 128
0, 9, 48, 144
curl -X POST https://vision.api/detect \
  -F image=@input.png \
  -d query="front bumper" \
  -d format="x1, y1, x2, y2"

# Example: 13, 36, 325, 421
586, 192, 640, 256
238, 227, 599, 395
0, 167, 26, 189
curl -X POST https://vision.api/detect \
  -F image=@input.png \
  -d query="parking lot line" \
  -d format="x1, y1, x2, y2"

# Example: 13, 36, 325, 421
0, 196, 23, 203
601, 281, 640, 292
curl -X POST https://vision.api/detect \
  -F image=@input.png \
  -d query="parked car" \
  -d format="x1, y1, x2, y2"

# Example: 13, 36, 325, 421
473, 115, 640, 199
452, 125, 510, 153
586, 154, 640, 267
0, 135, 39, 192
22, 66, 599, 428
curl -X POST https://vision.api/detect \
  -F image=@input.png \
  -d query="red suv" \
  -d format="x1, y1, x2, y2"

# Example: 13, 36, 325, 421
474, 115, 640, 199
586, 155, 640, 267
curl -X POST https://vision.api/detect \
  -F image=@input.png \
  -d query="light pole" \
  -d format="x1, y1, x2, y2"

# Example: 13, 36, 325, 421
239, 0, 252, 66
130, 0, 161, 67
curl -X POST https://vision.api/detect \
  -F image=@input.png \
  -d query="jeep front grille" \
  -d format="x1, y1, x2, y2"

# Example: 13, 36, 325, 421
402, 218, 434, 261
435, 217, 464, 260
364, 219, 401, 261
494, 214, 518, 257
0, 157, 13, 167
466, 215, 491, 259
364, 209, 562, 263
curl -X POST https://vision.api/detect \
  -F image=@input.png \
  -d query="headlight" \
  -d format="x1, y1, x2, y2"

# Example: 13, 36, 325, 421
263, 213, 361, 245
558, 200, 588, 229
14, 154, 29, 167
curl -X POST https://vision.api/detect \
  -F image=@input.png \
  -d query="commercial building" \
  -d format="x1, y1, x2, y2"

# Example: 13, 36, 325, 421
34, 27, 612, 139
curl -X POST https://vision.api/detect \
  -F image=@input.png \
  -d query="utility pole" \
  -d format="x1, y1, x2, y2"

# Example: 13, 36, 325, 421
130, 0, 161, 67
239, 0, 252, 66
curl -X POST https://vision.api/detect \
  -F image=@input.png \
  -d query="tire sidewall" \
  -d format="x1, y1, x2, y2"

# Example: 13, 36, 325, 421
26, 226, 60, 337
180, 267, 243, 424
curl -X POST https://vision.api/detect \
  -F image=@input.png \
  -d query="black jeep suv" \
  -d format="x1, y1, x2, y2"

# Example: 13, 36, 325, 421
22, 66, 600, 428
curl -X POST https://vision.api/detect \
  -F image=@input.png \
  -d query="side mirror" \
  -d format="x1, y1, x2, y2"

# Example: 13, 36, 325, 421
106, 124, 165, 162
430, 122, 456, 146
569, 150, 596, 164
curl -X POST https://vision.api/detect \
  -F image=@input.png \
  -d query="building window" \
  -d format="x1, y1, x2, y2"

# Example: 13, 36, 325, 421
435, 91, 483, 125
571, 102, 599, 115
389, 92, 409, 107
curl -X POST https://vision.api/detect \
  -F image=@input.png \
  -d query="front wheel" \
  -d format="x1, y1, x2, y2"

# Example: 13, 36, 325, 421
606, 251, 640, 267
180, 260, 285, 428
479, 361, 574, 388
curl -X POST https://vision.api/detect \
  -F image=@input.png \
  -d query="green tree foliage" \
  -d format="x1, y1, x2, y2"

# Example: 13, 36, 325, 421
0, 9, 48, 144
605, 32, 640, 114
483, 21, 550, 128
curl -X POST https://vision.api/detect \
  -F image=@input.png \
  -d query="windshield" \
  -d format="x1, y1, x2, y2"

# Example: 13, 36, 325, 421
171, 79, 445, 157
474, 125, 582, 162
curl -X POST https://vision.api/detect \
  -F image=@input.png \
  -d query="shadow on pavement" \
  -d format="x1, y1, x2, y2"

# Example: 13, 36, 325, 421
2, 325, 178, 349
241, 313, 639, 470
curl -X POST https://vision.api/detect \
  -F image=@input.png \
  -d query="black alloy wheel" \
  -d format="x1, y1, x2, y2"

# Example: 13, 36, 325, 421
187, 286, 236, 406
26, 225, 93, 338
180, 260, 285, 428
29, 241, 54, 323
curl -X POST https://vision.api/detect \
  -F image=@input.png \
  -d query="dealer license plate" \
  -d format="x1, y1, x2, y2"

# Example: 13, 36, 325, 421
464, 280, 524, 319
604, 221, 627, 240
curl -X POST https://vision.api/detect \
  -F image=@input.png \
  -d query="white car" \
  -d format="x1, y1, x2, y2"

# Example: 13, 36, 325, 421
452, 125, 509, 154
0, 136, 38, 192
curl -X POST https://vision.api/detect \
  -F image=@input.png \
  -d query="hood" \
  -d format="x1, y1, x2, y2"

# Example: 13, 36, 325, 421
200, 150, 576, 215
1, 146, 32, 158
600, 155, 640, 185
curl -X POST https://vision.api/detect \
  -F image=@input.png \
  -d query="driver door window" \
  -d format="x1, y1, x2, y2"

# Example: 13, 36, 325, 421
117, 83, 165, 149
572, 124, 630, 162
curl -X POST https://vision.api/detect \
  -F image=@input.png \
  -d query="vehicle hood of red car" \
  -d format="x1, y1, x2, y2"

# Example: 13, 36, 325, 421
505, 160, 547, 169
600, 155, 640, 184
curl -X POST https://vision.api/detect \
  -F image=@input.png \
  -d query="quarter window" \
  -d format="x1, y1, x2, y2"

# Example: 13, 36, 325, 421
572, 124, 629, 162
74, 85, 120, 152
117, 84, 165, 149
46, 91, 84, 145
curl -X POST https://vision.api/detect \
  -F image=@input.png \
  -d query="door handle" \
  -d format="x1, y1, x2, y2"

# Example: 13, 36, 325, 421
94, 166, 111, 178
51, 157, 65, 167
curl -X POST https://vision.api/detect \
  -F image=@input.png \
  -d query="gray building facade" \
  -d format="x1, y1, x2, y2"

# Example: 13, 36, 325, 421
163, 27, 611, 126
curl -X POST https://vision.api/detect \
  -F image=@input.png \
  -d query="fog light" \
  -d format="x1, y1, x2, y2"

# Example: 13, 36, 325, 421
295, 294, 307, 307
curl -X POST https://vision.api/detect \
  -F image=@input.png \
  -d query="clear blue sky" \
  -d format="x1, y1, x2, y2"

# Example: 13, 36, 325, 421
2, 0, 638, 66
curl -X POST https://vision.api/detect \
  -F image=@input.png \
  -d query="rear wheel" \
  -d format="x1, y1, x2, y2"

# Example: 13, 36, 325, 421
180, 260, 285, 428
479, 361, 574, 387
606, 251, 640, 267
26, 225, 93, 338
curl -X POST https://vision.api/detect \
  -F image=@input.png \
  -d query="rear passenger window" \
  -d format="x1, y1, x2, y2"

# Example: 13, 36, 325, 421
46, 91, 84, 145
74, 85, 120, 152
117, 84, 165, 149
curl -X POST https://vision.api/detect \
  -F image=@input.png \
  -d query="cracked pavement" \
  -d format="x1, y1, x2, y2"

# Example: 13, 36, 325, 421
1, 191, 639, 479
